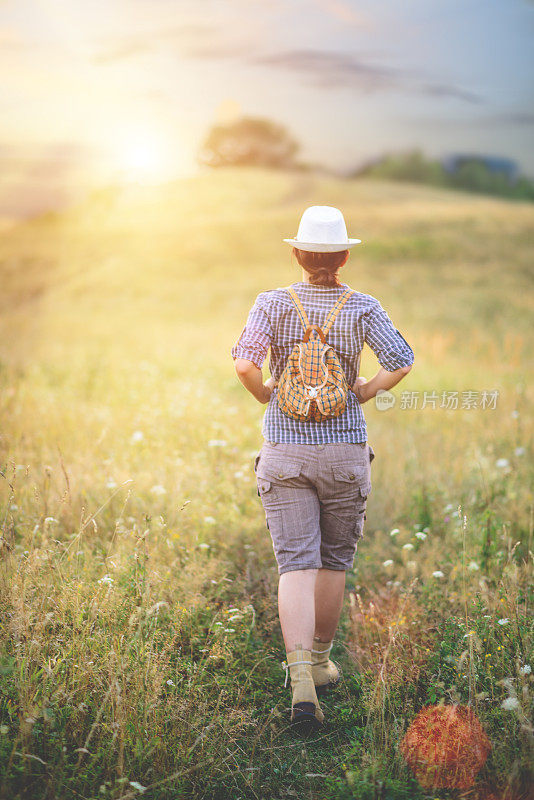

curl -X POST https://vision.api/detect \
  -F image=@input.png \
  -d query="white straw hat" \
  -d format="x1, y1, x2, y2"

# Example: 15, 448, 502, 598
283, 205, 361, 252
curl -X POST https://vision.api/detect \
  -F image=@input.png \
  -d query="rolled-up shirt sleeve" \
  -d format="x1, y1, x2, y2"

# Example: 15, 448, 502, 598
363, 300, 414, 371
231, 292, 273, 370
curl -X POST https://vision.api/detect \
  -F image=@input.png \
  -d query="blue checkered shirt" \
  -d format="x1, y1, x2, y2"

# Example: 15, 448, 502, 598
231, 281, 414, 444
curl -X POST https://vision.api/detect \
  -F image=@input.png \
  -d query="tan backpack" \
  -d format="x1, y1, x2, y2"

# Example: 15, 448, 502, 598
276, 286, 356, 422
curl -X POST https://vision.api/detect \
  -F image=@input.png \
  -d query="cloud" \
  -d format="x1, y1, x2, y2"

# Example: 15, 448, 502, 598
252, 48, 483, 103
91, 23, 218, 63
420, 82, 483, 105
490, 111, 534, 125
89, 23, 484, 105
253, 49, 399, 92
311, 0, 374, 28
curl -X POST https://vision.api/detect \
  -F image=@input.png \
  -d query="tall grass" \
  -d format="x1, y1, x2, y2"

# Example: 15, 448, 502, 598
1, 167, 533, 799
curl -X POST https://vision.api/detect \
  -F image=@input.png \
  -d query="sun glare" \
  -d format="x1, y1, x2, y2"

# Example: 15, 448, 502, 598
115, 130, 174, 184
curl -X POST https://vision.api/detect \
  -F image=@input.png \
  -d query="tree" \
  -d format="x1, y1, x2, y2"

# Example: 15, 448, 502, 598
197, 116, 300, 169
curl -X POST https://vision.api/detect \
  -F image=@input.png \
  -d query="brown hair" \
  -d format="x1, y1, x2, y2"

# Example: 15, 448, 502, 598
292, 247, 349, 287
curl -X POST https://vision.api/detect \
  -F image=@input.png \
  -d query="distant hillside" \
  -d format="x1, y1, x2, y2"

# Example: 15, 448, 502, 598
1, 166, 532, 376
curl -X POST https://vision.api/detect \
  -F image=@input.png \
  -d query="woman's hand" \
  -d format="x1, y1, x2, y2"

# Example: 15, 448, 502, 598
234, 359, 277, 404
353, 365, 413, 404
352, 377, 369, 404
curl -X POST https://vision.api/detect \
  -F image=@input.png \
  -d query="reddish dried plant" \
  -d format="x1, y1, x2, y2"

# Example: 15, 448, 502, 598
400, 704, 491, 790
348, 588, 435, 688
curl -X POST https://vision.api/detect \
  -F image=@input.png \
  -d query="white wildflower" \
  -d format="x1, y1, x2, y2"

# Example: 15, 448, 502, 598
415, 532, 427, 541
402, 543, 414, 551
468, 560, 480, 571
128, 781, 147, 794
444, 503, 454, 512
208, 439, 227, 447
514, 446, 525, 457
227, 614, 242, 621
166, 679, 175, 686
432, 570, 445, 578
390, 528, 400, 537
224, 628, 235, 633
10, 504, 18, 511
519, 664, 531, 675
204, 516, 216, 525
44, 517, 59, 525
130, 430, 144, 444
383, 559, 394, 567
495, 458, 510, 469
98, 574, 114, 586
150, 485, 166, 496
0, 725, 8, 734
106, 479, 118, 489
497, 618, 510, 626
198, 543, 210, 550
501, 697, 520, 711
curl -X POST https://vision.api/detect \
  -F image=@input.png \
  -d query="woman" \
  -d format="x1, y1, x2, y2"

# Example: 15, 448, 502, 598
231, 205, 414, 729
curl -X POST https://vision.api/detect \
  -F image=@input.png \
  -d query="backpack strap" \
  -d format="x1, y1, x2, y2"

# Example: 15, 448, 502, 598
322, 288, 355, 335
284, 286, 310, 333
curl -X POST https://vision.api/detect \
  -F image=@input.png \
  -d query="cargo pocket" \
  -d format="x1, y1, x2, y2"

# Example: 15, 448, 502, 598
329, 464, 371, 544
256, 458, 304, 495
331, 465, 372, 499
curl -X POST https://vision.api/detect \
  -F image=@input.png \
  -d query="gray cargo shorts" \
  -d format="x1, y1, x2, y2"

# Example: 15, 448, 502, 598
253, 440, 375, 575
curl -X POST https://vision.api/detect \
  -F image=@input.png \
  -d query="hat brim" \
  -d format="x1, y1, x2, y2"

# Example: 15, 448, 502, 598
283, 238, 361, 252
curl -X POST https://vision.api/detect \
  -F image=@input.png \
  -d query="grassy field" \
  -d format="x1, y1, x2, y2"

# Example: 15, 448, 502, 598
0, 167, 533, 800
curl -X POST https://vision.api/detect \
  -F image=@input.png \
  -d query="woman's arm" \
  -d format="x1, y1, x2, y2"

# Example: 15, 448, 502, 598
353, 364, 412, 404
234, 359, 276, 404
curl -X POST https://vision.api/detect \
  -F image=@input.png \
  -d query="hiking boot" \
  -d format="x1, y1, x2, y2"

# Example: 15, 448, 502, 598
282, 646, 325, 730
311, 638, 341, 693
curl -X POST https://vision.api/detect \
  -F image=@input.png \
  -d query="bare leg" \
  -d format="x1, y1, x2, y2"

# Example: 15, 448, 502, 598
278, 569, 318, 651
314, 568, 346, 642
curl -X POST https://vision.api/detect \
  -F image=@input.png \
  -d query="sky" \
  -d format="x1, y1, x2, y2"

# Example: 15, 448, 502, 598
1, 0, 533, 215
